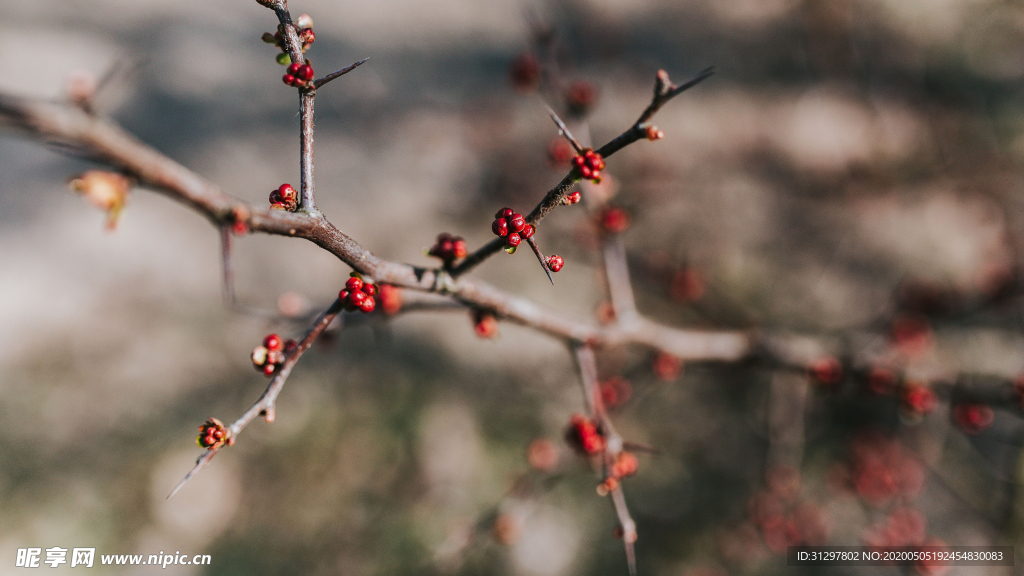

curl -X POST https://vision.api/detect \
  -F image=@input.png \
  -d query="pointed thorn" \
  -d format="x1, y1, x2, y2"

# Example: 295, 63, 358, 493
313, 57, 371, 89
544, 105, 582, 153
526, 236, 554, 285
166, 449, 218, 499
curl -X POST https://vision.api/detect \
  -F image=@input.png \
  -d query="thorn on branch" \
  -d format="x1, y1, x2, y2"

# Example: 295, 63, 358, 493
544, 105, 582, 153
524, 236, 555, 285
313, 58, 370, 89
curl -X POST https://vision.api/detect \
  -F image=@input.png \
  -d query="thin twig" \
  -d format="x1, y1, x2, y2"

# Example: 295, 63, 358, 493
299, 91, 315, 210
573, 345, 637, 576
525, 236, 554, 285
220, 225, 235, 306
313, 58, 370, 89
454, 68, 713, 279
603, 235, 638, 325
545, 105, 582, 153
168, 297, 344, 498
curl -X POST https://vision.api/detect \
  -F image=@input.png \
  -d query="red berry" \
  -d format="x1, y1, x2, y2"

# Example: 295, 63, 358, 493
263, 333, 283, 351
901, 383, 936, 416
508, 214, 526, 233
346, 276, 364, 292
496, 207, 514, 219
546, 255, 563, 272
565, 80, 597, 114
298, 64, 314, 80
473, 309, 498, 338
359, 295, 376, 313
600, 207, 631, 233
348, 290, 367, 307
506, 232, 521, 247
379, 284, 403, 315
566, 190, 581, 204
509, 52, 540, 92
453, 239, 467, 259
547, 138, 574, 167
278, 183, 297, 202
953, 403, 994, 434
263, 363, 276, 376
287, 63, 301, 75
611, 451, 639, 478
283, 74, 296, 86
808, 356, 842, 385
520, 224, 534, 239
362, 284, 376, 296
284, 339, 297, 353
492, 218, 509, 237
338, 289, 350, 301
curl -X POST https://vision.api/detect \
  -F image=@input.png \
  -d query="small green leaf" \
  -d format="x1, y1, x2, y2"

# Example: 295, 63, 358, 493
276, 53, 291, 65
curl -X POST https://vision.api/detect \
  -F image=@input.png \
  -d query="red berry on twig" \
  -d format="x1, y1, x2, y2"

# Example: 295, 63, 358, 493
546, 255, 564, 272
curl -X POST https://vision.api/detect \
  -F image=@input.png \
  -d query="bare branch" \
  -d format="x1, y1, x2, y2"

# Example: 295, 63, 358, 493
597, 66, 715, 159
299, 91, 316, 210
220, 225, 236, 306
0, 90, 755, 359
313, 58, 369, 89
603, 235, 638, 325
168, 297, 344, 497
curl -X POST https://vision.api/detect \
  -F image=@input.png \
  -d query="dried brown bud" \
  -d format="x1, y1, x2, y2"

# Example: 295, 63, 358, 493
68, 170, 130, 230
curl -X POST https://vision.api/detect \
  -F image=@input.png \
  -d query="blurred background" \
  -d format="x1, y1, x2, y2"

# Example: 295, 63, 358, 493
2, 0, 1024, 574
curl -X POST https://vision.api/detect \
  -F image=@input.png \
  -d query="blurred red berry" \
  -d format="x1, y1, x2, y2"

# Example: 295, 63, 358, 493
652, 352, 683, 380
866, 367, 898, 395
808, 356, 842, 385
565, 80, 597, 115
509, 52, 540, 92
473, 309, 498, 338
548, 138, 574, 168
378, 284, 403, 315
953, 402, 994, 434
901, 383, 936, 417
600, 206, 630, 233
599, 376, 632, 409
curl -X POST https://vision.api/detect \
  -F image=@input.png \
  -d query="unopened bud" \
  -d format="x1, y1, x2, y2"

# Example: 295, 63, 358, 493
295, 14, 313, 29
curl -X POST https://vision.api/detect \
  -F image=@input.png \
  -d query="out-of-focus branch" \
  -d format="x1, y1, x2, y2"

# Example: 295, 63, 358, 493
573, 345, 637, 576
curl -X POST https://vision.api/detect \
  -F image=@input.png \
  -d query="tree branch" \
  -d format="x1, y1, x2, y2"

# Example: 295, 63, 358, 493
168, 296, 344, 498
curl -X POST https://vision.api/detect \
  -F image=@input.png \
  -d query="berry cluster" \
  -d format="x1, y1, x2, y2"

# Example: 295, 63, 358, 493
196, 417, 233, 449
261, 14, 315, 65
572, 148, 605, 184
491, 207, 534, 253
428, 233, 468, 264
269, 183, 298, 211
339, 274, 376, 313
252, 333, 297, 376
747, 466, 831, 552
283, 62, 315, 88
565, 414, 605, 455
560, 190, 581, 206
